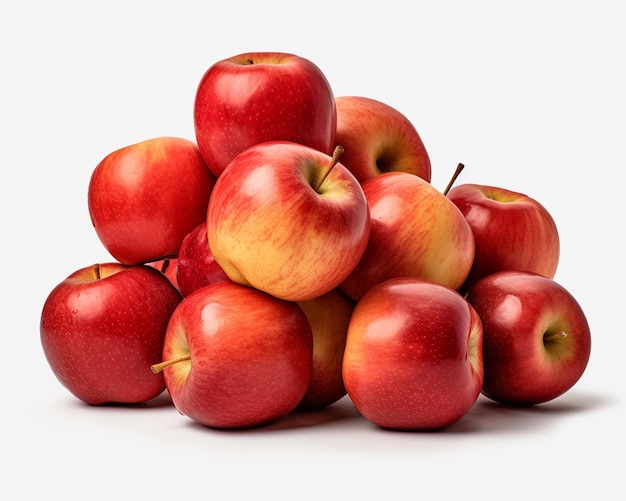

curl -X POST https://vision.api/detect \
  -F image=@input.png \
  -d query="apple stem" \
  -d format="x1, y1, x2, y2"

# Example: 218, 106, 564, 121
443, 162, 465, 196
150, 355, 191, 374
313, 145, 345, 192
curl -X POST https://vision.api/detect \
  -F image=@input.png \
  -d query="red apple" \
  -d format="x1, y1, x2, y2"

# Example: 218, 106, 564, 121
343, 277, 484, 430
194, 52, 337, 177
446, 183, 560, 290
465, 270, 591, 406
207, 140, 371, 302
340, 171, 475, 302
88, 136, 216, 265
296, 288, 355, 410
40, 263, 182, 405
152, 280, 313, 429
334, 95, 431, 184
176, 221, 230, 297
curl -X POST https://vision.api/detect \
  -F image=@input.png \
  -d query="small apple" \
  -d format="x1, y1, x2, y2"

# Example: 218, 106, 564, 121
207, 140, 371, 302
343, 277, 484, 430
176, 221, 230, 297
152, 280, 313, 429
340, 171, 475, 302
40, 263, 182, 405
334, 95, 431, 184
465, 270, 591, 406
446, 183, 560, 291
88, 136, 216, 265
194, 52, 337, 177
296, 288, 355, 410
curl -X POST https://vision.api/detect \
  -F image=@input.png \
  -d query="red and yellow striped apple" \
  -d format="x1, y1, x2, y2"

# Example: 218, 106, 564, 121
334, 95, 431, 184
340, 171, 474, 302
207, 141, 371, 302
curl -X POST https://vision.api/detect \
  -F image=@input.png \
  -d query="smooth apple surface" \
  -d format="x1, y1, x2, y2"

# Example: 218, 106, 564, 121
343, 277, 484, 430
207, 140, 371, 302
340, 171, 474, 302
447, 183, 560, 290
194, 52, 337, 177
88, 136, 216, 265
40, 263, 182, 405
296, 288, 355, 410
335, 96, 431, 184
156, 280, 313, 429
465, 270, 591, 406
176, 221, 230, 297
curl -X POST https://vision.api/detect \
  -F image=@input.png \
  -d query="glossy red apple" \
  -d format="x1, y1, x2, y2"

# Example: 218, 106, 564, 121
152, 280, 313, 429
207, 140, 371, 302
296, 288, 355, 410
465, 270, 591, 406
194, 52, 337, 177
446, 183, 560, 291
40, 263, 182, 405
88, 136, 216, 265
176, 221, 229, 297
334, 95, 431, 184
343, 277, 484, 430
340, 171, 474, 302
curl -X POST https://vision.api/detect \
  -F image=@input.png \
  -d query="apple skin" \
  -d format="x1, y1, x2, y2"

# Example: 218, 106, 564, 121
296, 288, 355, 410
343, 277, 484, 430
194, 52, 337, 177
207, 140, 371, 302
159, 280, 313, 429
465, 270, 591, 406
40, 263, 182, 405
334, 96, 431, 184
339, 171, 475, 302
176, 221, 230, 297
88, 136, 216, 265
446, 183, 560, 291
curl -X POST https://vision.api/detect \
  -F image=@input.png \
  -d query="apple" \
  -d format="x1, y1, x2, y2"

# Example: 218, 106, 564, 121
296, 288, 355, 410
339, 171, 475, 302
88, 136, 216, 265
207, 140, 371, 302
176, 221, 230, 297
465, 270, 591, 406
148, 258, 180, 290
151, 280, 313, 429
40, 263, 182, 405
194, 52, 337, 177
334, 95, 431, 184
446, 183, 560, 291
343, 277, 484, 430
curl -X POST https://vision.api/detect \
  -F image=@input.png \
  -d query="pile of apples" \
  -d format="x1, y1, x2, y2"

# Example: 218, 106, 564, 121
40, 52, 592, 431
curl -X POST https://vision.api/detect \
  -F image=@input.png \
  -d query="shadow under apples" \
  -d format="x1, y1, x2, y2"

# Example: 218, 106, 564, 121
441, 390, 614, 435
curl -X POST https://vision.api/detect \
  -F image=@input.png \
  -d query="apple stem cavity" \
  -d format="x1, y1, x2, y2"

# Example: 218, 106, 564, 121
313, 145, 345, 192
150, 355, 191, 374
443, 163, 465, 196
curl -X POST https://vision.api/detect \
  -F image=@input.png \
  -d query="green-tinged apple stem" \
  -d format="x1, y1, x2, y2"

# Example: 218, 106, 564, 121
443, 163, 465, 196
313, 145, 344, 192
151, 355, 191, 374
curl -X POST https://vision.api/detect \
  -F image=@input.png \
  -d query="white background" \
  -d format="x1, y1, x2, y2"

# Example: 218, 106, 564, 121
2, 1, 624, 499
